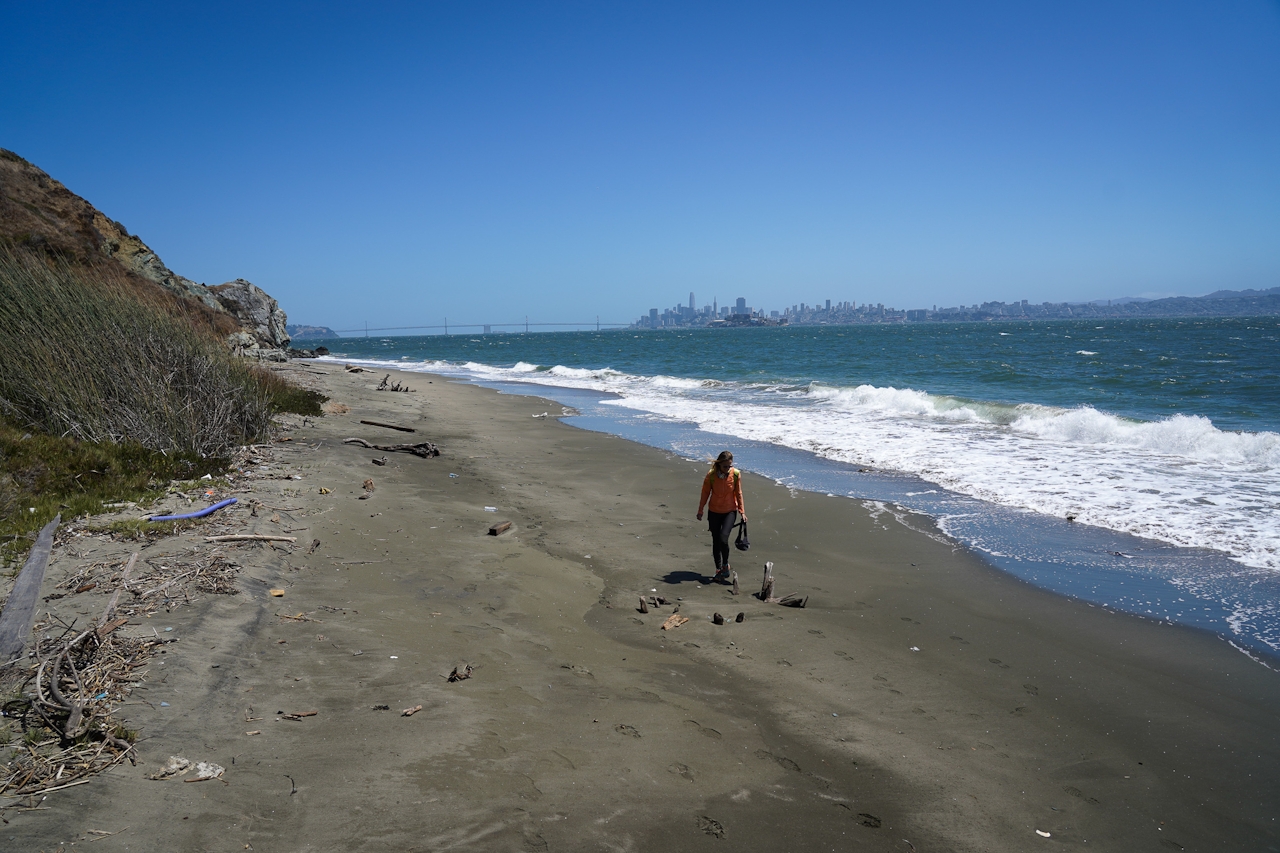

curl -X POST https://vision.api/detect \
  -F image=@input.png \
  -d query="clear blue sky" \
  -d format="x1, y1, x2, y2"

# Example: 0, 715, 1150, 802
3, 1, 1278, 329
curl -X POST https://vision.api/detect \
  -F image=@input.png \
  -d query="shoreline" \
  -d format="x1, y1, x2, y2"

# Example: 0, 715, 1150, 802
337, 359, 1280, 663
7, 362, 1279, 851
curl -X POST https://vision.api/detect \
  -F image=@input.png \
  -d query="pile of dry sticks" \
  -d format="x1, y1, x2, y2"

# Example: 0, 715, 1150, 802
0, 617, 156, 797
2, 548, 245, 800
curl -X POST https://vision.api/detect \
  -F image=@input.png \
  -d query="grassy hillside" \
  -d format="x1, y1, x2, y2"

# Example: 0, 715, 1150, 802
0, 246, 323, 568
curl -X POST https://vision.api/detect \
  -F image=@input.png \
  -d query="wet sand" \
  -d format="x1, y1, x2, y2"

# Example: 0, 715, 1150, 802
7, 362, 1280, 852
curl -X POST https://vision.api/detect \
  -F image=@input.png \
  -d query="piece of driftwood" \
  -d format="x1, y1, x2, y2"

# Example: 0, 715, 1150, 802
360, 419, 416, 433
371, 456, 387, 465
376, 374, 411, 392
279, 710, 318, 721
755, 561, 809, 607
637, 596, 649, 614
731, 571, 740, 596
488, 521, 512, 536
448, 664, 474, 682
401, 704, 423, 716
0, 515, 60, 663
758, 561, 775, 602
308, 538, 321, 554
97, 551, 138, 629
204, 534, 297, 544
661, 613, 689, 631
343, 437, 440, 458
712, 612, 725, 626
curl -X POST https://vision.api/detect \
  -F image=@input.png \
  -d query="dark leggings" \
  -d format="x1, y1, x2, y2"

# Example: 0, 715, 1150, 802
707, 510, 739, 573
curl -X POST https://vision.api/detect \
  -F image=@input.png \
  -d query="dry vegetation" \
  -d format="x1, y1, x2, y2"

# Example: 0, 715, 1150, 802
0, 246, 274, 456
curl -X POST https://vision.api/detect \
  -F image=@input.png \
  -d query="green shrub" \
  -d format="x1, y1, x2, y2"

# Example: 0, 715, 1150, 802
249, 366, 328, 416
0, 419, 224, 569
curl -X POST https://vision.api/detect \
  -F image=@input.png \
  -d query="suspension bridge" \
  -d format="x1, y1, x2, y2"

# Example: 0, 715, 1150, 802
333, 318, 633, 336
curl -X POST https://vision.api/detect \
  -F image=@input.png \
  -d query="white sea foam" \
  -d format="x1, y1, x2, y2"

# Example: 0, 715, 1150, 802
332, 356, 1280, 572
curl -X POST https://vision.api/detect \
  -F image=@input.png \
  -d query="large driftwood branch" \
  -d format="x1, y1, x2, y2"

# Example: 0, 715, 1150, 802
359, 419, 416, 433
0, 515, 60, 663
343, 438, 440, 458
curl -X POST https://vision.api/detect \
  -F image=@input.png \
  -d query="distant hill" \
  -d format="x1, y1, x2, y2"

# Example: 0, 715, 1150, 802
287, 324, 338, 340
0, 148, 289, 354
1199, 286, 1280, 301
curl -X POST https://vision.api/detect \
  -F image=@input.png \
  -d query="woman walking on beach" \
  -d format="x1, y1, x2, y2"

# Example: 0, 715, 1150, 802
696, 451, 746, 583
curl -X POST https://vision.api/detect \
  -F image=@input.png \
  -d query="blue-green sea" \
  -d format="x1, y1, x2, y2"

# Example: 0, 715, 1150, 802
311, 317, 1280, 660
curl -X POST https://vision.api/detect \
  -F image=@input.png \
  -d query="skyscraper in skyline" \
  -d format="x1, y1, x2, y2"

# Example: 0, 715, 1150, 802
689, 292, 695, 311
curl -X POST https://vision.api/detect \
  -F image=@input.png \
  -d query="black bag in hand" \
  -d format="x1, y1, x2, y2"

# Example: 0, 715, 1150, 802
734, 520, 750, 551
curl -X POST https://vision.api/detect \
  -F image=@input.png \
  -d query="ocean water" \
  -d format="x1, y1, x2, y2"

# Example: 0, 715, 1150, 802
314, 318, 1280, 661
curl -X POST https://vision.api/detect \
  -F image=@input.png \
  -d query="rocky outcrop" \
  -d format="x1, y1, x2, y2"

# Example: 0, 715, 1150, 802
210, 279, 290, 358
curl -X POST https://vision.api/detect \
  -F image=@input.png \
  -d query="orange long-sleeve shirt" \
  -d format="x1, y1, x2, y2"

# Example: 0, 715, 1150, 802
698, 468, 745, 516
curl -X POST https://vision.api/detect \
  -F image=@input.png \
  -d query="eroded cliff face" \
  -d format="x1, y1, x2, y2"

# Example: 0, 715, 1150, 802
210, 279, 291, 358
0, 149, 289, 356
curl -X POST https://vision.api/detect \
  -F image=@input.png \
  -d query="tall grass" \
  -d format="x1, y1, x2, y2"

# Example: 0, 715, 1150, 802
0, 246, 273, 457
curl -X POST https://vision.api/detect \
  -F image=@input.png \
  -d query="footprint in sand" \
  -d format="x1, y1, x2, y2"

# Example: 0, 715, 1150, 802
1063, 785, 1100, 805
988, 657, 1012, 669
614, 724, 641, 738
1023, 684, 1039, 695
872, 675, 888, 682
696, 816, 726, 839
857, 813, 882, 828
754, 749, 801, 772
668, 762, 695, 781
685, 720, 723, 739
949, 635, 970, 644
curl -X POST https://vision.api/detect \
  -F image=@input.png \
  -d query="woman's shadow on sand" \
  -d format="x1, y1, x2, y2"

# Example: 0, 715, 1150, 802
661, 570, 707, 586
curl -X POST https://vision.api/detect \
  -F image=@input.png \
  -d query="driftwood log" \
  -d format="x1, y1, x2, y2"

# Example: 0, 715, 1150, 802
343, 438, 440, 458
376, 374, 411, 392
204, 534, 297, 544
488, 521, 512, 536
359, 419, 416, 433
757, 561, 808, 607
638, 596, 649, 614
660, 613, 689, 631
0, 515, 60, 663
758, 561, 775, 602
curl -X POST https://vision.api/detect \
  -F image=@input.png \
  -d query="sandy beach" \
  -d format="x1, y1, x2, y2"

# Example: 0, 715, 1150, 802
6, 362, 1279, 852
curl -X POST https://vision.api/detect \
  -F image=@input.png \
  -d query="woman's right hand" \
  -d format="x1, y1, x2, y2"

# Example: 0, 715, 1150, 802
696, 511, 703, 521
